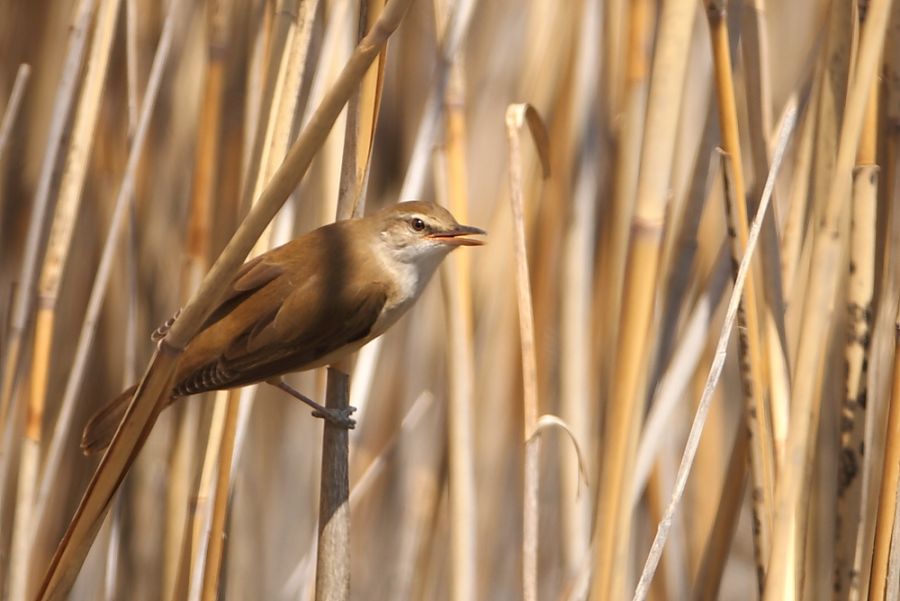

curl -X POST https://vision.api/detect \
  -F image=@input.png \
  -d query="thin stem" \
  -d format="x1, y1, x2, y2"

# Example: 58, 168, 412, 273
315, 368, 351, 601
633, 101, 797, 601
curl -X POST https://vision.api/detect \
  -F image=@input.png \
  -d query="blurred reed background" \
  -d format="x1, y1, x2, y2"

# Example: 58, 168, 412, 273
1, 0, 899, 599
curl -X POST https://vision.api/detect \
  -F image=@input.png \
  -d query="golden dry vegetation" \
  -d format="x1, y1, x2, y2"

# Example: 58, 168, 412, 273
1, 0, 899, 600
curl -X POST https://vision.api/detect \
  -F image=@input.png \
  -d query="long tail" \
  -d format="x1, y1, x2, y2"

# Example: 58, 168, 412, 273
81, 384, 138, 455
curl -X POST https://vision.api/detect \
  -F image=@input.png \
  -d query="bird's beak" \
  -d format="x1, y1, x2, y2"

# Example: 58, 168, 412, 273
429, 224, 487, 246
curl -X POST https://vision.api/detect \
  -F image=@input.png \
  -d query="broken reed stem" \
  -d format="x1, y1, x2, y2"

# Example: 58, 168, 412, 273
316, 368, 351, 601
764, 0, 894, 597
591, 0, 695, 598
505, 103, 549, 601
834, 73, 878, 599
34, 2, 413, 598
632, 103, 797, 601
704, 6, 777, 585
870, 309, 900, 601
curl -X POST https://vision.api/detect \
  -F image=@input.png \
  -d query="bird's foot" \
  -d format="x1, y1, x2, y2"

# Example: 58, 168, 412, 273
268, 378, 357, 430
312, 405, 357, 430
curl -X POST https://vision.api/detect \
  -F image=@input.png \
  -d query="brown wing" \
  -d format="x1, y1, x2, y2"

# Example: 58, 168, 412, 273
150, 254, 284, 342
174, 280, 388, 395
172, 221, 388, 395
198, 254, 286, 331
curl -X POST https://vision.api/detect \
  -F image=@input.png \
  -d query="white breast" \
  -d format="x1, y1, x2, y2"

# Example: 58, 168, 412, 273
369, 242, 444, 338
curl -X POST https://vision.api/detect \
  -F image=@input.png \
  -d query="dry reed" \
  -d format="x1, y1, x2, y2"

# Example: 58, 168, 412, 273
5, 1, 900, 600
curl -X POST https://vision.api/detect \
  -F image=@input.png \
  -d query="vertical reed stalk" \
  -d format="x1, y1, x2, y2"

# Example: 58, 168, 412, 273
740, 0, 792, 469
397, 0, 476, 201
596, 0, 651, 429
602, 0, 626, 118
31, 2, 186, 599
11, 3, 123, 598
33, 1, 413, 597
869, 307, 900, 601
186, 0, 295, 591
315, 1, 385, 596
163, 0, 227, 595
0, 0, 94, 436
337, 0, 384, 219
241, 0, 301, 209
765, 1, 894, 597
198, 392, 239, 601
633, 103, 796, 601
704, 7, 777, 586
691, 424, 749, 600
780, 83, 818, 303
505, 103, 550, 601
315, 368, 351, 601
436, 24, 476, 598
590, 0, 695, 597
6, 1, 893, 599
633, 254, 730, 500
834, 73, 879, 600
560, 0, 601, 577
0, 64, 30, 164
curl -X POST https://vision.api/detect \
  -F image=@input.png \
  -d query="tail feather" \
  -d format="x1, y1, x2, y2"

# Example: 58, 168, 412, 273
81, 384, 138, 455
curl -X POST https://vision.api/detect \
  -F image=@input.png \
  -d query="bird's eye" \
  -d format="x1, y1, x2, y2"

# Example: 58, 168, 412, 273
410, 218, 426, 232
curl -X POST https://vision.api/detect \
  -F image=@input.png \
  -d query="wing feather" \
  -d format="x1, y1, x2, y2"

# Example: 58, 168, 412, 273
174, 280, 388, 395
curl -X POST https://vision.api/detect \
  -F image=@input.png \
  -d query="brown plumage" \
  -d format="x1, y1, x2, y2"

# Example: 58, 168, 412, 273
82, 201, 484, 454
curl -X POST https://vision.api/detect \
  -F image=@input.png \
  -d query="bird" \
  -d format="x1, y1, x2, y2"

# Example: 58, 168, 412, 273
81, 201, 485, 454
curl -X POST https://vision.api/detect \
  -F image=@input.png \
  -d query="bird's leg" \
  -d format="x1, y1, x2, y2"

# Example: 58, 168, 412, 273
266, 377, 356, 429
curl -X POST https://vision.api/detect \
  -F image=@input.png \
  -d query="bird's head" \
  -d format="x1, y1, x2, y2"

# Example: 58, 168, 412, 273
373, 201, 486, 267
